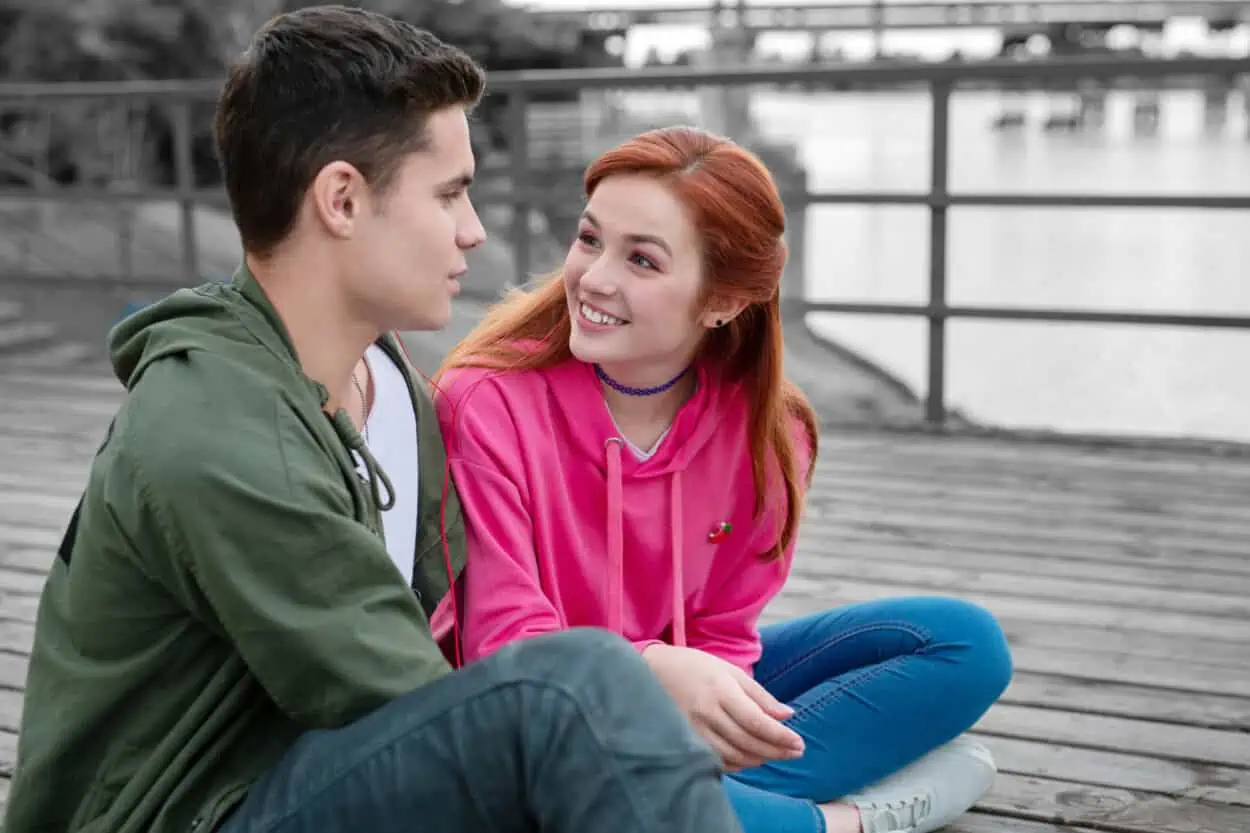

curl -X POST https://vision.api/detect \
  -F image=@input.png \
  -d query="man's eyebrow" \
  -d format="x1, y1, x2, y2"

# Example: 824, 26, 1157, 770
438, 172, 474, 190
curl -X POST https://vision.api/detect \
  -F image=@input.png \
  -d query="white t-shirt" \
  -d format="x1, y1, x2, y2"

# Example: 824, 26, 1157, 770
355, 344, 420, 584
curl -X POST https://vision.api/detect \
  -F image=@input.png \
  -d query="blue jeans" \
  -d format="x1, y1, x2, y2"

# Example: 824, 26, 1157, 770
217, 629, 741, 833
725, 596, 1014, 833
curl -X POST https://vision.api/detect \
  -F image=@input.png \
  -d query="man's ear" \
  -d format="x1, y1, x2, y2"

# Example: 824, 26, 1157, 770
309, 160, 369, 240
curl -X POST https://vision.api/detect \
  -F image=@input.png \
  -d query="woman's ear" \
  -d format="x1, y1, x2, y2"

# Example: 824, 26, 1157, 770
701, 298, 749, 330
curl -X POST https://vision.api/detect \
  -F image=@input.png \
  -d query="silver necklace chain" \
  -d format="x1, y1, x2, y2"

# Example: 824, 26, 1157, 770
351, 368, 370, 442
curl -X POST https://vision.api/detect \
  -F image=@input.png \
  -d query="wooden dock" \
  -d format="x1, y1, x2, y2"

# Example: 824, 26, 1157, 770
1, 367, 1248, 832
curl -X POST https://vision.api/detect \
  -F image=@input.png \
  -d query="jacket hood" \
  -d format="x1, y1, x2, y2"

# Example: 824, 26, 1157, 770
107, 266, 311, 397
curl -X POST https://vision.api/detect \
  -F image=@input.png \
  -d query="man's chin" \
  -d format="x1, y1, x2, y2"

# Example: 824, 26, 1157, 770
400, 303, 453, 334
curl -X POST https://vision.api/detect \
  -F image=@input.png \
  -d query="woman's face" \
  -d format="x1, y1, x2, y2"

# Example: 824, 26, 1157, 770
563, 174, 720, 386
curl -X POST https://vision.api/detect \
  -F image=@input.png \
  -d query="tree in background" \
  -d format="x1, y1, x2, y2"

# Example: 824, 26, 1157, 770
0, 0, 612, 187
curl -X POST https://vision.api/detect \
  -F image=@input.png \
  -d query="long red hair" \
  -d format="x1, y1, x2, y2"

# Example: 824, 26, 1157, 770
439, 126, 819, 559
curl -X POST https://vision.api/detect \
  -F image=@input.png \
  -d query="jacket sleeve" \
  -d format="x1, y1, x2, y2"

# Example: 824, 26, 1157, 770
435, 375, 568, 663
125, 396, 450, 730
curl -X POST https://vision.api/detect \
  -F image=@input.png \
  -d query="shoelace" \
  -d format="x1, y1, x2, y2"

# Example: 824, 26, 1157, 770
858, 793, 933, 833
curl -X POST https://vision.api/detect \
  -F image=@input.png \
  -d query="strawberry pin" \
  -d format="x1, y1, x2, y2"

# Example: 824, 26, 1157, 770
707, 521, 732, 543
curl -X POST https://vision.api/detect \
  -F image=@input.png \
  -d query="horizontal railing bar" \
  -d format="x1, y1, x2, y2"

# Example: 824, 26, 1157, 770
792, 301, 1250, 329
947, 193, 1250, 210
792, 193, 1250, 209
469, 56, 1250, 92
0, 187, 222, 202
0, 56, 1246, 101
5, 186, 1245, 213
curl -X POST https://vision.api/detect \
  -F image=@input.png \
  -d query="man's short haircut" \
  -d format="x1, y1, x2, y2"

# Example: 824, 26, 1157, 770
213, 5, 486, 255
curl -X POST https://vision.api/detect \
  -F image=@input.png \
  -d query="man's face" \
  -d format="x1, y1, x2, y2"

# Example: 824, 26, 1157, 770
344, 106, 486, 332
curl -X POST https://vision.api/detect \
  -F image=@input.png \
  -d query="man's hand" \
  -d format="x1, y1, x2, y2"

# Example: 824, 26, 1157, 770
642, 643, 805, 771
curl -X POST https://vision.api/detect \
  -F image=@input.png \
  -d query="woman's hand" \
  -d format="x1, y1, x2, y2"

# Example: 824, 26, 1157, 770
642, 643, 805, 771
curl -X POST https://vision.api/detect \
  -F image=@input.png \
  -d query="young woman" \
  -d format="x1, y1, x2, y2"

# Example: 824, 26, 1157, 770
430, 126, 1014, 833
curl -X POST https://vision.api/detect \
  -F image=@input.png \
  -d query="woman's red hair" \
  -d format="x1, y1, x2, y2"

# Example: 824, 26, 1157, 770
438, 126, 819, 560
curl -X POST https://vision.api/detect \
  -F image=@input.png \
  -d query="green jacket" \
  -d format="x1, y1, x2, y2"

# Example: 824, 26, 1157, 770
4, 268, 466, 833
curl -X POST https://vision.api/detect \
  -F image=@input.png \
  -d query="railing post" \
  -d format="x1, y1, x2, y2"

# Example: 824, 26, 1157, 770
170, 99, 199, 286
926, 80, 951, 426
508, 90, 531, 289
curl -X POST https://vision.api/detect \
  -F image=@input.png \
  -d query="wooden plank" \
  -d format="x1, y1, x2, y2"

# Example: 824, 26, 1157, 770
818, 456, 1250, 503
809, 481, 1250, 537
1004, 645, 1250, 700
949, 816, 1105, 833
1002, 673, 1250, 731
0, 370, 122, 394
766, 592, 1250, 697
976, 735, 1250, 807
0, 395, 121, 420
773, 578, 1250, 643
0, 728, 15, 771
798, 532, 1250, 595
0, 439, 101, 467
0, 687, 20, 732
790, 553, 1250, 619
998, 621, 1250, 671
820, 432, 1250, 477
0, 549, 60, 576
805, 503, 1250, 559
804, 527, 1250, 580
806, 493, 1250, 552
0, 594, 39, 626
0, 651, 27, 691
976, 703, 1250, 768
0, 569, 48, 597
0, 526, 60, 551
0, 473, 90, 499
0, 495, 79, 533
811, 468, 1250, 521
982, 772, 1250, 833
0, 622, 34, 655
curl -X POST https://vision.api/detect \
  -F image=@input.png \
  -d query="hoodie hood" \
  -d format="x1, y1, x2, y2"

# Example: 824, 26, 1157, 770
537, 359, 739, 480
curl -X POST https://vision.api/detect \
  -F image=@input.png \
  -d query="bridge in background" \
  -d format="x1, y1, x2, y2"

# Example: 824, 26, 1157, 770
527, 0, 1250, 33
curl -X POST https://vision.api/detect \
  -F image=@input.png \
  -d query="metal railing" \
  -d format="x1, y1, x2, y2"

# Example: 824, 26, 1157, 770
1, 55, 1249, 424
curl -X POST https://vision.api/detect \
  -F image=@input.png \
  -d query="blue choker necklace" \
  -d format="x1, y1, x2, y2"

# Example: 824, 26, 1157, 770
595, 364, 689, 397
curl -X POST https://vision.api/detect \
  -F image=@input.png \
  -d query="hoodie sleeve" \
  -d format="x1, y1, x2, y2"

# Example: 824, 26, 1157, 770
686, 417, 813, 674
435, 373, 568, 662
123, 384, 450, 730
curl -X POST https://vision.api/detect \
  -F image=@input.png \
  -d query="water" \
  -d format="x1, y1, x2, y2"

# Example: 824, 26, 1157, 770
619, 87, 1250, 443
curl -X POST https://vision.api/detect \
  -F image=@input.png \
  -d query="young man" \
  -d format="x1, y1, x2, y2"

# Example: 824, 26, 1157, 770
3, 7, 742, 833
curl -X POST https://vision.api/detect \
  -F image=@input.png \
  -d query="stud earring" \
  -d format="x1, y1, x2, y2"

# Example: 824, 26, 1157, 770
714, 319, 724, 327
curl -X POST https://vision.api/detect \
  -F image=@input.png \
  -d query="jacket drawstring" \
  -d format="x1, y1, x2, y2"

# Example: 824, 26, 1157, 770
604, 438, 686, 647
331, 409, 396, 515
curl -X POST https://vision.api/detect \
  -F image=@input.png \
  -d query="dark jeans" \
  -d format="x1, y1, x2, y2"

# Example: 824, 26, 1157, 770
217, 628, 741, 833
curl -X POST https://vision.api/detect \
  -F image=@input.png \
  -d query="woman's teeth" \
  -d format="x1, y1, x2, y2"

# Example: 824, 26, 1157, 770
581, 303, 626, 326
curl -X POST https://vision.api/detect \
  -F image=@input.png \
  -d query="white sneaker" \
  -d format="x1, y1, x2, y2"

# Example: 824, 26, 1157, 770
843, 738, 997, 833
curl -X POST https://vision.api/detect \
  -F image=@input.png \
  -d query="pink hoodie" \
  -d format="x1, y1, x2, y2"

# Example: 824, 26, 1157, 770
430, 357, 808, 674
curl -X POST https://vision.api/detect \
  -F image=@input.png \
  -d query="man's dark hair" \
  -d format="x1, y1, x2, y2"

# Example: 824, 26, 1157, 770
213, 5, 486, 256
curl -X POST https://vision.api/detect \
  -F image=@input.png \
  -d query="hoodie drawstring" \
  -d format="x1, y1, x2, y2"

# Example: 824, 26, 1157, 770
605, 438, 686, 647
669, 471, 686, 647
